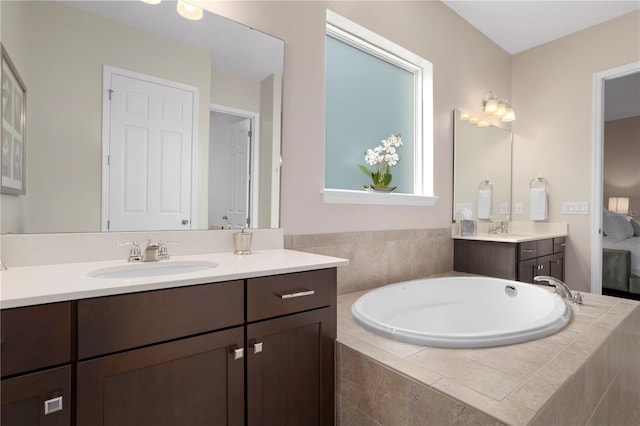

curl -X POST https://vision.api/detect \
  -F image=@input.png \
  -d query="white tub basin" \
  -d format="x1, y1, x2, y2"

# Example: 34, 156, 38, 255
88, 260, 219, 279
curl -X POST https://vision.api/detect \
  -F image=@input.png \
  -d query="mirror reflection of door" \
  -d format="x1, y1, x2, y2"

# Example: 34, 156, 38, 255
103, 67, 197, 231
209, 110, 255, 229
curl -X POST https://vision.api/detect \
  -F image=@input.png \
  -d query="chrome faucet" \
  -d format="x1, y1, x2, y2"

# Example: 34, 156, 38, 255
118, 240, 172, 262
488, 216, 510, 234
534, 276, 583, 305
142, 240, 160, 262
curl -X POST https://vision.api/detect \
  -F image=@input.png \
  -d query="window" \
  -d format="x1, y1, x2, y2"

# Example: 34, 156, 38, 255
323, 10, 435, 206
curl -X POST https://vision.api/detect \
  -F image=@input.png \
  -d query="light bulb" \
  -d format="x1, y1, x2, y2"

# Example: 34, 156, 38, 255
177, 0, 203, 20
502, 107, 516, 122
484, 99, 498, 114
495, 101, 507, 117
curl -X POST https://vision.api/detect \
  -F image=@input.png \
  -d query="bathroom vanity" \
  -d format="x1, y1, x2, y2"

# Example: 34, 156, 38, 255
453, 233, 566, 283
0, 250, 346, 426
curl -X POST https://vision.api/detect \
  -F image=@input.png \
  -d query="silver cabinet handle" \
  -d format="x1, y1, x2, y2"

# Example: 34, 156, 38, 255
278, 290, 315, 299
253, 342, 263, 354
521, 249, 537, 253
232, 347, 244, 360
182, 219, 190, 225
44, 396, 63, 415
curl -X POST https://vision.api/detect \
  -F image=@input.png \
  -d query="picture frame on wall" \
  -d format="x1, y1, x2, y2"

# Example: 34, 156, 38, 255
1, 43, 27, 195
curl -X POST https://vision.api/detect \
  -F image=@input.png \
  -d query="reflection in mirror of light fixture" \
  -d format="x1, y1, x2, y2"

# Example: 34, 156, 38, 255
477, 120, 490, 127
141, 0, 162, 4
482, 91, 515, 122
460, 112, 471, 121
469, 116, 480, 124
177, 0, 203, 20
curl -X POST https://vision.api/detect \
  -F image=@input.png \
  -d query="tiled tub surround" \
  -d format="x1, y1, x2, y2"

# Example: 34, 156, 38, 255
336, 288, 640, 425
285, 229, 453, 295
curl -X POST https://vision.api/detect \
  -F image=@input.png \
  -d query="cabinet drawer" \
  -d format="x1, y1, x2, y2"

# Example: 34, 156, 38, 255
78, 281, 244, 359
554, 237, 566, 253
519, 239, 553, 261
1, 303, 72, 377
247, 269, 336, 322
1, 365, 71, 426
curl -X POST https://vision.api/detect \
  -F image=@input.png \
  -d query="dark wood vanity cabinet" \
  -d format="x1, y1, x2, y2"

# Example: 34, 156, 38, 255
454, 237, 566, 283
1, 303, 73, 426
76, 281, 245, 426
246, 268, 337, 426
1, 268, 337, 426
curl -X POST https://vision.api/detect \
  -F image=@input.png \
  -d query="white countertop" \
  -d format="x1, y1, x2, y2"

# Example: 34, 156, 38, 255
452, 231, 567, 243
0, 249, 349, 309
450, 221, 568, 243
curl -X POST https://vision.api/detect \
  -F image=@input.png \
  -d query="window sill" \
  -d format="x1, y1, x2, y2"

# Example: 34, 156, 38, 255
322, 188, 438, 206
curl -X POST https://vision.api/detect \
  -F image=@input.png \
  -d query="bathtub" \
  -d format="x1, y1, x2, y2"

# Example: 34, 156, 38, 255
351, 276, 571, 348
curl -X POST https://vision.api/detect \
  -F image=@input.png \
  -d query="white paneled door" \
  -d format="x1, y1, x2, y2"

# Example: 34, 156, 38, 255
224, 118, 251, 228
104, 68, 196, 231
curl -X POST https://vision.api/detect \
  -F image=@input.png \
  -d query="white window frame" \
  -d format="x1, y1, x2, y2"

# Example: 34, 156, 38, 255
322, 10, 436, 206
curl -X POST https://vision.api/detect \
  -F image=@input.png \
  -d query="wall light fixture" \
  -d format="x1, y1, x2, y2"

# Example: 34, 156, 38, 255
482, 91, 516, 123
140, 0, 204, 21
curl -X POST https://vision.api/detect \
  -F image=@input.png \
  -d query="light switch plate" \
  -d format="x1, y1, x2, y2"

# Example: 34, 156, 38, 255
562, 202, 589, 215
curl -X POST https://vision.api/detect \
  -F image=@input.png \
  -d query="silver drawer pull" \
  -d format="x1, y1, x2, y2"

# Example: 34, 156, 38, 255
232, 347, 244, 360
44, 396, 63, 415
522, 249, 537, 253
253, 342, 263, 354
560, 243, 566, 247
278, 290, 315, 299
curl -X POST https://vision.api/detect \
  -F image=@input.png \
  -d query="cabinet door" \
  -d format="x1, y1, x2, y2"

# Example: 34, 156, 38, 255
1, 365, 71, 426
550, 252, 565, 281
247, 308, 335, 426
77, 328, 244, 426
518, 258, 537, 283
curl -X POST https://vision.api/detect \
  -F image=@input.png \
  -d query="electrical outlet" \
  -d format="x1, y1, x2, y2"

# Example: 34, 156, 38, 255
500, 203, 509, 214
515, 203, 524, 215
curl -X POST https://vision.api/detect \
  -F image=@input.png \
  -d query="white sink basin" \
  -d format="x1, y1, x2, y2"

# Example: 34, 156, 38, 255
491, 234, 531, 238
89, 260, 219, 279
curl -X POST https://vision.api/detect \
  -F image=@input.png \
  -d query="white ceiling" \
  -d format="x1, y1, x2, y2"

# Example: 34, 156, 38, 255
441, 1, 640, 55
442, 0, 640, 121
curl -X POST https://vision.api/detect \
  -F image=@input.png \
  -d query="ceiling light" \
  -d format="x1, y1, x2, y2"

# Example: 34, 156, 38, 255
177, 0, 203, 20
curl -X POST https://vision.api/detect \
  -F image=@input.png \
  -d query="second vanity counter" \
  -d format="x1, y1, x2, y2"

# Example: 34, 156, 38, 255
0, 249, 349, 309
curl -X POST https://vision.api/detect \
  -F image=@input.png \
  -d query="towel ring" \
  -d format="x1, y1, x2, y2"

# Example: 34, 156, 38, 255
530, 177, 549, 190
479, 179, 493, 190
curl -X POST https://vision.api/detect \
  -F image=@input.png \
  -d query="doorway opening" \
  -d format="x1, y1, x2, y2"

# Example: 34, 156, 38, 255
208, 105, 259, 229
591, 62, 640, 295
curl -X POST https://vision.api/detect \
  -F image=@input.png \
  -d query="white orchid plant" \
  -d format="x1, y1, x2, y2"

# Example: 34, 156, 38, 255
358, 134, 402, 189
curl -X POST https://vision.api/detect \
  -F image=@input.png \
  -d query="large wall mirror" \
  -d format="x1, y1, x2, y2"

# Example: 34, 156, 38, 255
1, 0, 283, 234
453, 110, 512, 222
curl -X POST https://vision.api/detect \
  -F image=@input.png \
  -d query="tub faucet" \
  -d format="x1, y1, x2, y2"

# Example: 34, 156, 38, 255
534, 276, 583, 305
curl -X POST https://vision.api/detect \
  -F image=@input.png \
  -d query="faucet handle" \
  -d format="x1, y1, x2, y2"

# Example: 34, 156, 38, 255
158, 240, 177, 260
117, 241, 141, 262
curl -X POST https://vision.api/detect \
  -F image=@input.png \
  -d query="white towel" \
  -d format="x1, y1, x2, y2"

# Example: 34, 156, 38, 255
477, 189, 492, 219
530, 187, 547, 221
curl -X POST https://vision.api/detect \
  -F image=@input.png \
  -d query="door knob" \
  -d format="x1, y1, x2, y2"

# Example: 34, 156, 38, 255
181, 219, 189, 225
